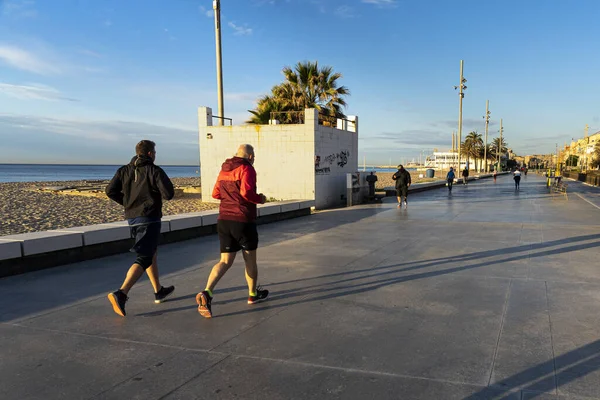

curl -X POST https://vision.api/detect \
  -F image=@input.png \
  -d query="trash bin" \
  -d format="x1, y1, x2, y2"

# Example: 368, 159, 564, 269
426, 169, 435, 178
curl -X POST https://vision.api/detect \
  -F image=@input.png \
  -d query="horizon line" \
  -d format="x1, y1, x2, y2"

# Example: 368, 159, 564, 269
0, 163, 200, 167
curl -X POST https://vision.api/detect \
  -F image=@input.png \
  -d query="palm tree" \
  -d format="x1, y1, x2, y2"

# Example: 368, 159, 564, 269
490, 137, 508, 168
464, 131, 483, 171
247, 61, 350, 124
480, 143, 493, 172
247, 94, 288, 124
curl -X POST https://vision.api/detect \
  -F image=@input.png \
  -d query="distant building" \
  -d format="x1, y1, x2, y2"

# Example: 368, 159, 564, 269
425, 151, 481, 171
562, 131, 600, 170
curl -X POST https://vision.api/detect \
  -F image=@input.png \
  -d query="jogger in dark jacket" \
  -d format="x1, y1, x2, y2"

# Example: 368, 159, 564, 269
392, 165, 412, 208
105, 140, 175, 317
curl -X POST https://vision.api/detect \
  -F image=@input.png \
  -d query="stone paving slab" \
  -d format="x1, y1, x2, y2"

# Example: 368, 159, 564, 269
2, 174, 600, 399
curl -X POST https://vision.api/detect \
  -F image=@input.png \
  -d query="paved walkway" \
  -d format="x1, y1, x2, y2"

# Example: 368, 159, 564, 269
2, 173, 600, 399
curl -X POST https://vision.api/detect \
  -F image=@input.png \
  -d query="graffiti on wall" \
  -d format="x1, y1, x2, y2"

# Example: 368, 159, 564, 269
351, 172, 360, 193
337, 151, 349, 168
315, 150, 350, 174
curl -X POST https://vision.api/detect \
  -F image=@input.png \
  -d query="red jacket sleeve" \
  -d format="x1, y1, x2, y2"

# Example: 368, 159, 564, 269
212, 174, 222, 200
240, 165, 263, 204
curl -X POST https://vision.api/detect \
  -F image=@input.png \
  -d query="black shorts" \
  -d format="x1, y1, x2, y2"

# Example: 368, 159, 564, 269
396, 186, 408, 197
217, 220, 259, 253
129, 219, 161, 256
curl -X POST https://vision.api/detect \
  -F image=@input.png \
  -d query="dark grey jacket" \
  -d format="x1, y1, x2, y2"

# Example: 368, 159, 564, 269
106, 155, 174, 219
392, 169, 412, 188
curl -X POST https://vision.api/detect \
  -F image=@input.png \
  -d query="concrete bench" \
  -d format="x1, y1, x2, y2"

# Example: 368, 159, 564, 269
0, 231, 83, 257
53, 223, 131, 246
0, 239, 22, 261
551, 181, 568, 200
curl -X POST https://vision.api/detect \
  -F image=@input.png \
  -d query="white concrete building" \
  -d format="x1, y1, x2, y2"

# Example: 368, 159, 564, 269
425, 152, 479, 171
198, 107, 358, 209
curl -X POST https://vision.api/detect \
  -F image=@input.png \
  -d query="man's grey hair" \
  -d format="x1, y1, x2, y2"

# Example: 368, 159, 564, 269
236, 144, 255, 158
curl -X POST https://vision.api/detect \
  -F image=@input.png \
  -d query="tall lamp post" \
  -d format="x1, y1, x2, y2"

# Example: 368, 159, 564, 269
454, 60, 467, 170
213, 0, 224, 125
483, 100, 490, 173
498, 118, 503, 172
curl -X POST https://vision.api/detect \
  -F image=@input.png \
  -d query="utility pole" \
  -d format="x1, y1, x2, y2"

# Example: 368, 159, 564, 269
498, 118, 503, 172
454, 60, 467, 170
213, 0, 224, 125
584, 124, 590, 171
483, 100, 490, 173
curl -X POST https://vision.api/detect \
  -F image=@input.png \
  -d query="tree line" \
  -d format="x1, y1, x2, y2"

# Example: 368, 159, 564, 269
461, 132, 508, 171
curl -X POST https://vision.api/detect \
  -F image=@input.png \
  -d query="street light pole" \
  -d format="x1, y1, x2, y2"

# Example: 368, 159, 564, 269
213, 0, 224, 126
498, 118, 503, 172
454, 60, 467, 171
483, 100, 490, 173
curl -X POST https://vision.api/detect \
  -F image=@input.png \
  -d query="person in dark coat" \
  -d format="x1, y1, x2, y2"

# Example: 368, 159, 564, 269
366, 171, 378, 199
105, 140, 175, 317
462, 168, 469, 185
446, 167, 456, 192
392, 164, 412, 208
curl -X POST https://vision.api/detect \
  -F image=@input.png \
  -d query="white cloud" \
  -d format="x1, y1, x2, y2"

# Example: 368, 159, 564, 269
362, 0, 397, 6
0, 44, 60, 75
199, 5, 213, 18
0, 114, 197, 144
228, 22, 253, 36
335, 5, 355, 18
0, 82, 78, 101
1, 0, 37, 18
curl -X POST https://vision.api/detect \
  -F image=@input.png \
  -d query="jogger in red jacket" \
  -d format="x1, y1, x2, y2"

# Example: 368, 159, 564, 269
197, 144, 269, 318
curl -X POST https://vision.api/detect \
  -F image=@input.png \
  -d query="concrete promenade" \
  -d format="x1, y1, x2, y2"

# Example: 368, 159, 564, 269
2, 173, 600, 399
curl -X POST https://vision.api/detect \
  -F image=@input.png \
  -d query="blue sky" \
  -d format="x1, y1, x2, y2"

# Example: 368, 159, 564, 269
1, 0, 599, 165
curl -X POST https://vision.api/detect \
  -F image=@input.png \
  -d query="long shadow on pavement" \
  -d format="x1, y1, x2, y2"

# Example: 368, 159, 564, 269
463, 339, 600, 399
0, 206, 392, 323
139, 233, 600, 318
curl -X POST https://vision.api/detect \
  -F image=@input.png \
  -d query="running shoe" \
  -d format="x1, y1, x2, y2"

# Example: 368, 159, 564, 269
108, 290, 128, 317
248, 287, 269, 305
154, 285, 175, 304
196, 291, 213, 318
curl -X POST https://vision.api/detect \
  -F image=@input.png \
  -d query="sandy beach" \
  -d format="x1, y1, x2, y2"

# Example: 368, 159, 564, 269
374, 171, 448, 190
0, 171, 450, 237
0, 177, 218, 237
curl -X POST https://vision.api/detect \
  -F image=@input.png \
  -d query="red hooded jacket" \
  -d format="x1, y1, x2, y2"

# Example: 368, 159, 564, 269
212, 157, 263, 222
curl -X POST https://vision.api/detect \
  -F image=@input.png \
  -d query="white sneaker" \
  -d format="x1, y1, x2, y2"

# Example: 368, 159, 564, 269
403, 201, 407, 207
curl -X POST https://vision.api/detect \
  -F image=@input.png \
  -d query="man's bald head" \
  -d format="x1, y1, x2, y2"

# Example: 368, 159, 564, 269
236, 144, 255, 164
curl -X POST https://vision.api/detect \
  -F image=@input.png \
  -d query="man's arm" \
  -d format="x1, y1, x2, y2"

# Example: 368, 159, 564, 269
212, 177, 222, 200
407, 171, 412, 186
240, 165, 265, 204
156, 168, 175, 200
105, 170, 124, 205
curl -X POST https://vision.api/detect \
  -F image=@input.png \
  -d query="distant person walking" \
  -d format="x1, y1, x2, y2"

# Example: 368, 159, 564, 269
446, 167, 455, 192
493, 170, 497, 182
366, 171, 378, 199
392, 164, 412, 208
105, 140, 175, 317
462, 168, 469, 185
514, 169, 522, 190
196, 144, 268, 319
